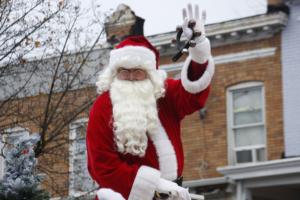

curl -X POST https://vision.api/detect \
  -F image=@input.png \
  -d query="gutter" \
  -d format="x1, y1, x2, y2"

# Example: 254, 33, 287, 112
183, 177, 228, 188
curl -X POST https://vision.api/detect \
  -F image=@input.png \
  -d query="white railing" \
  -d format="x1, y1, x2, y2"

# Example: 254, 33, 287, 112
190, 193, 205, 200
155, 193, 204, 200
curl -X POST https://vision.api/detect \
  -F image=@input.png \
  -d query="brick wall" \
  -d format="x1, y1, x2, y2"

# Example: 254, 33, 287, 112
268, 0, 283, 5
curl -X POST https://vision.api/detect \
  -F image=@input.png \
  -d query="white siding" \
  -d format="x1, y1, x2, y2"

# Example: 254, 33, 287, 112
281, 3, 300, 157
0, 48, 109, 100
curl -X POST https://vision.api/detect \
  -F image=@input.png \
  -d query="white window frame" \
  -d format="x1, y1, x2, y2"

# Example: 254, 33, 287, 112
69, 118, 96, 197
0, 127, 29, 178
226, 82, 267, 165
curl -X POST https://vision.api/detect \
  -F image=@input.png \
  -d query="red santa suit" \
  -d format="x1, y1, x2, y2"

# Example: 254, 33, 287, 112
86, 36, 214, 200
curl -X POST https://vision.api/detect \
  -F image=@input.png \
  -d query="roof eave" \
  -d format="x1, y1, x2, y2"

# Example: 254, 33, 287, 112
148, 11, 288, 56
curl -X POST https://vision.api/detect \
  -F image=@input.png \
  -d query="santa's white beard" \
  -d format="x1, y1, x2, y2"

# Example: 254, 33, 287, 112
110, 78, 160, 157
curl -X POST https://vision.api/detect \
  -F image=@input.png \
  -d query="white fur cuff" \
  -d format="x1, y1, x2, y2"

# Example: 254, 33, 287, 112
181, 56, 215, 94
97, 188, 125, 200
189, 37, 211, 64
128, 166, 161, 200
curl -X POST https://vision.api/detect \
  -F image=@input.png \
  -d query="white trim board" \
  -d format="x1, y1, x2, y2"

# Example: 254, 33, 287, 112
160, 47, 277, 72
183, 177, 228, 188
218, 157, 300, 181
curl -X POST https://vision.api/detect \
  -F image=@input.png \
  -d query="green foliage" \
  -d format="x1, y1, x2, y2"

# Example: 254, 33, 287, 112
0, 183, 50, 200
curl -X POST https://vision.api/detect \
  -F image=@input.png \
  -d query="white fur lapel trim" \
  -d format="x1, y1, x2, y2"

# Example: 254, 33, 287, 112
148, 121, 178, 180
181, 56, 215, 94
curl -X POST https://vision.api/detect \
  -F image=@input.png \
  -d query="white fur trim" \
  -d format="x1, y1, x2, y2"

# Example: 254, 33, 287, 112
95, 67, 115, 95
97, 188, 125, 200
181, 55, 215, 94
148, 121, 178, 181
189, 37, 211, 64
128, 166, 161, 200
157, 69, 167, 81
109, 46, 156, 72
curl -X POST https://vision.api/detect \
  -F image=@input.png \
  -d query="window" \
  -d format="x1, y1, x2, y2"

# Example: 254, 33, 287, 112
0, 127, 29, 178
227, 82, 267, 165
69, 118, 97, 197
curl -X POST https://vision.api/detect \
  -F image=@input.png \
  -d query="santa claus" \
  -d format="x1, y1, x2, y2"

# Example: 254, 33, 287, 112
86, 4, 214, 200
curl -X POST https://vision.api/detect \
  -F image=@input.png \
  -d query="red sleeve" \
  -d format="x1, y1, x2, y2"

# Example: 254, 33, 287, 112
86, 94, 160, 199
165, 61, 210, 120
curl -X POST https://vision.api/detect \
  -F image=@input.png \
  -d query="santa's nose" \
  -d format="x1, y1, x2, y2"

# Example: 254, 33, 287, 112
128, 73, 140, 81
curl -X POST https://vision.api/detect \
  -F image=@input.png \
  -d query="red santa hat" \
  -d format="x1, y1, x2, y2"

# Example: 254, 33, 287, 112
108, 36, 160, 72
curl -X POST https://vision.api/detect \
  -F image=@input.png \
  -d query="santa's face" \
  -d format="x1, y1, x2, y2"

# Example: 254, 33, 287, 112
110, 72, 160, 157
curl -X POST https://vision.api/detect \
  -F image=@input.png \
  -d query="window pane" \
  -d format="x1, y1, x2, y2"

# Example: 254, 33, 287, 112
75, 138, 86, 156
234, 110, 262, 125
75, 124, 87, 140
236, 150, 252, 163
233, 87, 263, 125
234, 126, 265, 147
233, 87, 262, 110
256, 148, 266, 161
73, 173, 95, 192
72, 157, 95, 191
74, 123, 87, 156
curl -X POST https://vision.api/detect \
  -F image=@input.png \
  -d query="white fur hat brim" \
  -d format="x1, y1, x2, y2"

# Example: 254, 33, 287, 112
109, 46, 156, 72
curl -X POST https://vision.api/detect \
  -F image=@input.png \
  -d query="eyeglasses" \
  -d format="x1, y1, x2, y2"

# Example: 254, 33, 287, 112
154, 191, 170, 200
116, 68, 147, 81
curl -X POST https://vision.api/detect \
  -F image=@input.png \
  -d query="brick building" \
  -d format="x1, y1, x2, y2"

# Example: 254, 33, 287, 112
1, 1, 300, 200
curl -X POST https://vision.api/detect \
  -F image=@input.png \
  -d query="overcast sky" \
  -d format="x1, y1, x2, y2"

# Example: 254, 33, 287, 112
90, 0, 267, 36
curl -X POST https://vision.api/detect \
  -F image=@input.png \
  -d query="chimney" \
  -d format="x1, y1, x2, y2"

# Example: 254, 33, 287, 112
104, 4, 145, 45
267, 0, 290, 14
268, 0, 283, 5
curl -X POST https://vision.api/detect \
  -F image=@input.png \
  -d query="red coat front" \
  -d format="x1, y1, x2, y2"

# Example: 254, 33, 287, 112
86, 60, 212, 200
